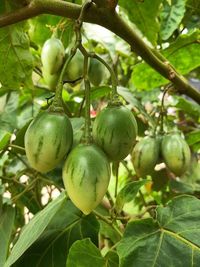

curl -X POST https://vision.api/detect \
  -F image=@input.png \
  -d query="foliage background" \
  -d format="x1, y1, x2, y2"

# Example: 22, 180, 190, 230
0, 0, 200, 266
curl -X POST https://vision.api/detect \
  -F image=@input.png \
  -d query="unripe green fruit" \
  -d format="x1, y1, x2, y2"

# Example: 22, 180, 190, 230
65, 50, 84, 81
62, 144, 111, 215
92, 105, 138, 161
42, 69, 59, 91
132, 136, 160, 177
25, 111, 73, 173
88, 58, 104, 86
161, 133, 191, 176
41, 37, 65, 75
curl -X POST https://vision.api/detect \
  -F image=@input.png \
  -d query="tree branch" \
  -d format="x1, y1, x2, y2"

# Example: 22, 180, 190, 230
92, 0, 118, 10
0, 2, 42, 27
0, 0, 200, 103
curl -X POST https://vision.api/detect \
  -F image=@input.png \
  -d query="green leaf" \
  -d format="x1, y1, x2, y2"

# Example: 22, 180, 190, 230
183, 0, 200, 30
117, 86, 155, 127
4, 193, 67, 267
131, 64, 166, 91
115, 180, 148, 212
0, 132, 11, 151
67, 241, 119, 267
167, 42, 200, 75
0, 205, 15, 267
100, 220, 122, 244
164, 30, 200, 56
151, 169, 169, 192
174, 96, 200, 119
29, 16, 74, 48
6, 193, 99, 267
186, 130, 200, 146
0, 23, 33, 90
117, 195, 200, 266
29, 16, 60, 46
66, 238, 104, 267
119, 0, 161, 45
160, 0, 187, 40
0, 0, 25, 14
11, 120, 32, 155
169, 179, 200, 194
0, 92, 19, 135
104, 251, 119, 267
132, 30, 200, 90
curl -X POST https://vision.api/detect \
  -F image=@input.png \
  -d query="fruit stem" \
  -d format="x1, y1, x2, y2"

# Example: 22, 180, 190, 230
51, 0, 92, 111
93, 210, 123, 237
160, 84, 173, 134
89, 53, 119, 101
153, 84, 173, 135
73, 1, 93, 144
52, 49, 77, 111
80, 46, 92, 143
113, 161, 119, 198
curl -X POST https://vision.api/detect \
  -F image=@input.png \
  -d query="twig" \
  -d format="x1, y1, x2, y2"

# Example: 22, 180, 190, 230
93, 210, 123, 237
9, 144, 25, 152
9, 150, 29, 169
63, 76, 83, 84
11, 178, 37, 202
106, 191, 115, 207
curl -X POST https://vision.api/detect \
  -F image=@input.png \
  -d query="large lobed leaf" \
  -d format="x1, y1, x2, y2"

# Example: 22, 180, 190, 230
119, 0, 161, 46
132, 30, 200, 90
117, 195, 200, 266
5, 193, 99, 267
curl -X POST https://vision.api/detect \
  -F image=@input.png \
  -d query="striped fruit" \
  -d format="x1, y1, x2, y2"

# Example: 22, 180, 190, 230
25, 111, 73, 173
161, 133, 191, 176
132, 136, 160, 177
62, 144, 111, 215
92, 105, 138, 161
41, 37, 65, 75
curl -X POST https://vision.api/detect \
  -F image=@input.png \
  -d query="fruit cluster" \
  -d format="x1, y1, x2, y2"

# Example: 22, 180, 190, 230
24, 37, 191, 216
132, 132, 191, 177
41, 38, 105, 91
25, 37, 138, 215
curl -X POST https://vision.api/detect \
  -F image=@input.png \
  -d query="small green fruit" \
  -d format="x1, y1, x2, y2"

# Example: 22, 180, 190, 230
41, 37, 65, 75
132, 136, 160, 177
161, 133, 191, 176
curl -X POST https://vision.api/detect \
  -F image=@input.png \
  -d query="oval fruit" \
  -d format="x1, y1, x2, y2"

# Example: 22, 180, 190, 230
161, 133, 191, 176
88, 58, 104, 86
92, 105, 138, 161
42, 69, 59, 91
65, 50, 84, 81
132, 136, 160, 177
62, 144, 111, 215
41, 37, 65, 75
25, 111, 73, 173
